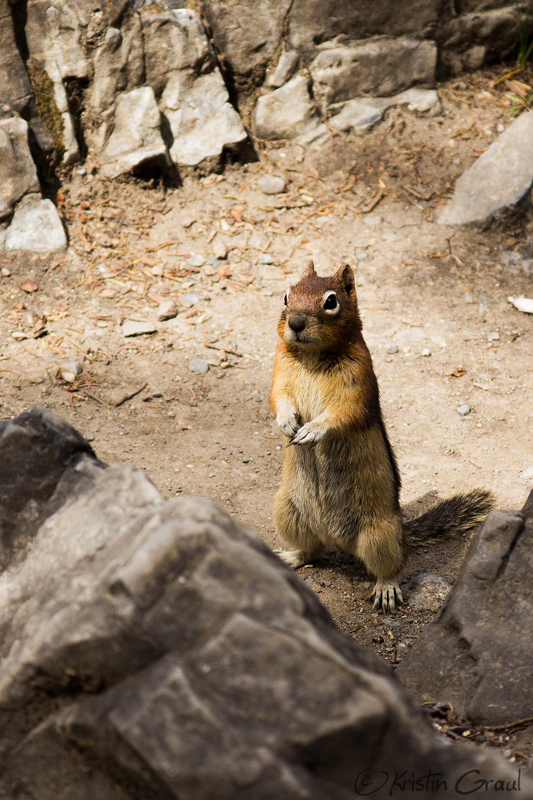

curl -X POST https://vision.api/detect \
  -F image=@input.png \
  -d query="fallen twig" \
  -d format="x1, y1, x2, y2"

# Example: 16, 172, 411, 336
115, 382, 148, 407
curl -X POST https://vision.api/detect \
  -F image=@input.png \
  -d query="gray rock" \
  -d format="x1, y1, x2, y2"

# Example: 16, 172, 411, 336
98, 86, 170, 178
0, 405, 528, 799
310, 38, 437, 112
121, 319, 157, 336
258, 253, 275, 264
252, 75, 328, 143
157, 299, 178, 321
0, 229, 5, 250
409, 573, 451, 612
438, 111, 533, 229
387, 344, 399, 354
265, 50, 299, 88
288, 0, 442, 53
60, 360, 83, 383
189, 358, 209, 374
521, 466, 533, 481
5, 198, 67, 252
88, 15, 144, 115
202, 0, 292, 83
257, 173, 286, 194
329, 100, 383, 134
457, 404, 471, 416
0, 114, 40, 219
397, 491, 533, 726
439, 7, 519, 76
188, 254, 205, 268
0, 0, 35, 124
143, 8, 247, 166
181, 292, 200, 307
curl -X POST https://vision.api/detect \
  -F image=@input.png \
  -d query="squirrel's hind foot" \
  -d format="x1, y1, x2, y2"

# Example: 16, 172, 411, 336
274, 549, 318, 568
370, 580, 403, 613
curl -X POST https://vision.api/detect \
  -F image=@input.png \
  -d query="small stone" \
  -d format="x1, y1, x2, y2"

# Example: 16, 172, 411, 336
355, 251, 368, 260
257, 174, 286, 195
487, 331, 500, 341
329, 100, 383, 135
189, 358, 209, 374
21, 282, 38, 293
521, 465, 533, 481
180, 293, 200, 308
421, 348, 432, 357
387, 345, 399, 354
151, 265, 164, 277
188, 254, 205, 268
410, 573, 452, 612
258, 253, 275, 264
212, 238, 227, 259
266, 50, 299, 89
157, 300, 178, 321
60, 361, 82, 384
5, 199, 67, 253
457, 404, 471, 416
464, 293, 474, 304
121, 319, 157, 337
1, 267, 10, 276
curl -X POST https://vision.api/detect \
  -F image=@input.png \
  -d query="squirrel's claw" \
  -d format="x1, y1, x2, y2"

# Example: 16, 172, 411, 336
289, 422, 326, 447
370, 580, 403, 613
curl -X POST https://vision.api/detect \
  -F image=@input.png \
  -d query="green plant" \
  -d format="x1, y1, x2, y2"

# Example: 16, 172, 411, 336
516, 1, 533, 69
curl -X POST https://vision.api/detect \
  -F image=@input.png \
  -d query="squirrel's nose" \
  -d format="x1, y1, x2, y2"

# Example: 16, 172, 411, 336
288, 315, 306, 333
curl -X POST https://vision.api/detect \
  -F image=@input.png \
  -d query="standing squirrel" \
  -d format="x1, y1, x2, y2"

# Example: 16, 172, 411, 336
270, 260, 493, 612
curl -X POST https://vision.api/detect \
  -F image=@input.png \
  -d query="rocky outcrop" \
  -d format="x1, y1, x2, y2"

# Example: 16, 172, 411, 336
0, 406, 528, 799
397, 490, 533, 727
438, 110, 533, 229
253, 75, 327, 144
0, 112, 40, 220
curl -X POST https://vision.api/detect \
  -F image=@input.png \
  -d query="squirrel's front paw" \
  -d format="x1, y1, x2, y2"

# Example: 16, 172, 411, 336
277, 409, 300, 438
289, 422, 327, 447
370, 580, 403, 613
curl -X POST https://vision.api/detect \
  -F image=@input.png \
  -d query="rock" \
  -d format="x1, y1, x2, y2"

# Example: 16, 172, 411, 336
98, 86, 170, 178
88, 15, 144, 115
258, 253, 275, 264
329, 100, 383, 134
391, 87, 441, 114
438, 111, 533, 229
202, 0, 292, 84
0, 406, 529, 799
212, 237, 227, 259
257, 173, 286, 194
5, 198, 67, 253
521, 466, 533, 481
1, 266, 10, 276
387, 344, 399, 354
509, 295, 533, 314
0, 114, 40, 219
60, 360, 83, 383
288, 0, 443, 54
487, 331, 500, 341
420, 348, 432, 357
309, 38, 437, 112
439, 7, 519, 76
180, 292, 200, 307
0, 230, 5, 250
397, 491, 533, 727
143, 8, 247, 167
265, 50, 299, 88
188, 254, 205, 268
409, 573, 451, 612
457, 404, 471, 416
156, 299, 178, 321
252, 75, 328, 143
26, 0, 90, 81
121, 319, 157, 336
394, 327, 426, 344
189, 358, 209, 374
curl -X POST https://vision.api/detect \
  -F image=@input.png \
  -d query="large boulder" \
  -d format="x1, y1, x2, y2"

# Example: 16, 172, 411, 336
438, 110, 533, 229
309, 37, 437, 112
0, 406, 528, 799
5, 196, 67, 252
0, 113, 40, 220
253, 75, 327, 143
397, 490, 533, 727
438, 6, 520, 75
142, 8, 246, 167
87, 15, 145, 115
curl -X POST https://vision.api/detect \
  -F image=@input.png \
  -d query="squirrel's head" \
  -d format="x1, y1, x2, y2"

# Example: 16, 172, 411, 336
278, 260, 362, 351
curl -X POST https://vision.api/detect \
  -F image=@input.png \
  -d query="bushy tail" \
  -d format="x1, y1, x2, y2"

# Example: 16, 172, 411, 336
404, 489, 495, 547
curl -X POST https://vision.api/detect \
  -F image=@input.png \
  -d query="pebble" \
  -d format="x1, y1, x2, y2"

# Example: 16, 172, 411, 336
354, 251, 367, 260
188, 254, 205, 268
258, 253, 275, 264
189, 358, 209, 374
410, 573, 452, 612
420, 348, 432, 357
457, 404, 471, 416
121, 319, 157, 337
387, 344, 399, 354
212, 238, 227, 260
487, 331, 500, 341
206, 255, 220, 267
521, 465, 533, 481
257, 174, 286, 195
464, 293, 474, 304
181, 293, 200, 308
157, 299, 178, 321
60, 360, 83, 383
1, 267, 11, 277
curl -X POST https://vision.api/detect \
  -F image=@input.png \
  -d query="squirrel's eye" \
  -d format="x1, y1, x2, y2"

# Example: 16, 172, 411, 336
283, 293, 288, 306
323, 293, 338, 310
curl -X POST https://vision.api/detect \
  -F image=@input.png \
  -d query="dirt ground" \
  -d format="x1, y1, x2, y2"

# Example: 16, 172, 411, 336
1, 66, 533, 761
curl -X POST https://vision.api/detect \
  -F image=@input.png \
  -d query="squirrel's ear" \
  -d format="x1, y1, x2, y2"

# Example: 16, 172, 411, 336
302, 259, 316, 278
336, 263, 355, 294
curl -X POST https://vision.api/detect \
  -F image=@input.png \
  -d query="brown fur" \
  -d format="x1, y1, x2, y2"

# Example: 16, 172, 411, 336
270, 260, 493, 611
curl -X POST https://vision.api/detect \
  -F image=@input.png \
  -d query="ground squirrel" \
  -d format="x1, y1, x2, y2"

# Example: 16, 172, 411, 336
270, 260, 493, 612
